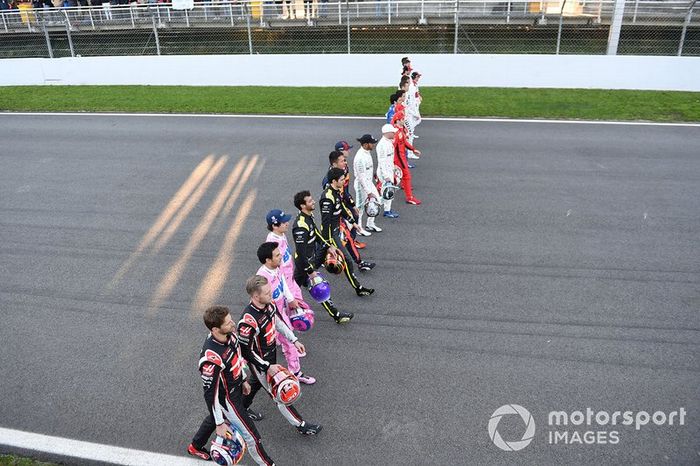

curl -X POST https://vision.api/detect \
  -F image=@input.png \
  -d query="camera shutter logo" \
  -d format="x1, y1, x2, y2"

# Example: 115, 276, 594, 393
488, 404, 536, 451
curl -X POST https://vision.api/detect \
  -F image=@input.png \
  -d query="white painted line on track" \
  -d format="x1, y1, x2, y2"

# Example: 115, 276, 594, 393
0, 427, 203, 466
1, 111, 699, 127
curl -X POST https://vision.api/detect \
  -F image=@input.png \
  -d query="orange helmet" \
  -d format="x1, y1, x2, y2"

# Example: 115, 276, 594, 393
324, 249, 345, 274
267, 367, 301, 406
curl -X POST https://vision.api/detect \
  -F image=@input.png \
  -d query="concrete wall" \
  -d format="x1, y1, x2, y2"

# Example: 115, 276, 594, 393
2, 54, 699, 91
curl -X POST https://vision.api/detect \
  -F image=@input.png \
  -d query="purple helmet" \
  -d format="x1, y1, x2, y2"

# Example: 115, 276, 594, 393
308, 275, 331, 303
290, 308, 315, 332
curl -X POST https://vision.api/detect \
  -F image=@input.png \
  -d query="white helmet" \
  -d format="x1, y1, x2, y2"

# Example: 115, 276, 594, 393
393, 166, 403, 185
365, 194, 381, 217
381, 181, 398, 200
211, 428, 246, 465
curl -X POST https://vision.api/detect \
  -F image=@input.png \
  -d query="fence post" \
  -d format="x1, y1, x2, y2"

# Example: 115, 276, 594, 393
539, 0, 545, 23
556, 15, 563, 53
229, 2, 234, 26
346, 0, 350, 53
556, 0, 567, 54
632, 0, 639, 23
1, 12, 7, 33
678, 1, 696, 56
453, 0, 459, 53
43, 23, 54, 58
606, 0, 626, 55
151, 15, 161, 55
88, 8, 95, 29
420, 0, 425, 23
130, 4, 135, 28
506, 0, 511, 23
245, 3, 253, 54
64, 10, 75, 57
185, 7, 190, 27
388, 0, 391, 24
63, 8, 71, 30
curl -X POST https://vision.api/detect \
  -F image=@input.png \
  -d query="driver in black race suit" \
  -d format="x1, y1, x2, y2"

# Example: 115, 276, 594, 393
320, 168, 375, 298
291, 190, 355, 324
238, 274, 322, 436
188, 305, 276, 465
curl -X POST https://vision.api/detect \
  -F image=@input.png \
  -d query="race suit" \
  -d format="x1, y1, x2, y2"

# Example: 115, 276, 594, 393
393, 124, 417, 200
192, 333, 274, 466
291, 211, 344, 319
238, 302, 305, 427
406, 80, 421, 129
353, 146, 380, 228
319, 186, 363, 290
375, 135, 396, 212
322, 167, 362, 264
385, 103, 396, 124
256, 264, 303, 374
266, 231, 310, 306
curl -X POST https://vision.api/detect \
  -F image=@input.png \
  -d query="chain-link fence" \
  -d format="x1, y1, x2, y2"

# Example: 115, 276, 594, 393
0, 0, 697, 58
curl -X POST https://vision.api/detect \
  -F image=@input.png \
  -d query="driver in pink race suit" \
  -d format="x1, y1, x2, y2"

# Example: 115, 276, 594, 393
265, 209, 313, 313
257, 233, 316, 386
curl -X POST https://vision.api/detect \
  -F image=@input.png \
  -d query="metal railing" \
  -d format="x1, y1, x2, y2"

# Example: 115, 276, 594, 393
0, 0, 697, 57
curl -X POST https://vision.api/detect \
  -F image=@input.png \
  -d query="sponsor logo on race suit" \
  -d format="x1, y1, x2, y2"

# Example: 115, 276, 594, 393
272, 282, 284, 300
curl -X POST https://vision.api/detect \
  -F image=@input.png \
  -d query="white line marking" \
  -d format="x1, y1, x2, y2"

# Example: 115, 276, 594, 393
0, 427, 204, 466
566, 209, 572, 217
644, 212, 648, 220
1, 112, 699, 127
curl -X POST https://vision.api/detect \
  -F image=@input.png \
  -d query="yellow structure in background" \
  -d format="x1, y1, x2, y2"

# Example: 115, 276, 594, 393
529, 0, 585, 16
250, 0, 261, 18
18, 3, 35, 24
252, 0, 316, 20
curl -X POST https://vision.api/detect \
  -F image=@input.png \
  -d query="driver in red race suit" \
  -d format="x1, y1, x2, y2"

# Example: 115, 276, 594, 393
392, 106, 422, 205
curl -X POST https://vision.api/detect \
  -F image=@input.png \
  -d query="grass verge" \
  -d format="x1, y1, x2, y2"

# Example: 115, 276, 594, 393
0, 455, 57, 466
1, 86, 699, 122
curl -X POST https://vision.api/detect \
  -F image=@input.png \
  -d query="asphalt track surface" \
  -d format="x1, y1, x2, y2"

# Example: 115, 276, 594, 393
0, 114, 699, 466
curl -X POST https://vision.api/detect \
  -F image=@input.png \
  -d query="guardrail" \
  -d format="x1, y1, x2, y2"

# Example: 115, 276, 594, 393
0, 0, 697, 57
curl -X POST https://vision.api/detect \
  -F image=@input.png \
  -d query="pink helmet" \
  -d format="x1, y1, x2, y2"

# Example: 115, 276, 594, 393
290, 308, 315, 332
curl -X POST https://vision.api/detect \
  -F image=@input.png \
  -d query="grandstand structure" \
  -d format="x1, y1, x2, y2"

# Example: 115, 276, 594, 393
0, 0, 697, 57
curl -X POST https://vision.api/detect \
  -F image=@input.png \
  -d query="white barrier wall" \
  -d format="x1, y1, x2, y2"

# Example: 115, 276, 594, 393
2, 54, 700, 91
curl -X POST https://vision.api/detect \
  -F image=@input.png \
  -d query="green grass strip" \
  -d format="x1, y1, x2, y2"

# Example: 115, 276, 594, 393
0, 455, 57, 466
1, 86, 699, 122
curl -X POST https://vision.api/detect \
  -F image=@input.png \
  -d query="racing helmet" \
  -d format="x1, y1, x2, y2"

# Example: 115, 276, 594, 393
324, 249, 345, 275
308, 274, 331, 303
290, 307, 315, 332
267, 367, 301, 406
381, 181, 398, 200
393, 165, 403, 185
365, 194, 381, 217
210, 428, 246, 465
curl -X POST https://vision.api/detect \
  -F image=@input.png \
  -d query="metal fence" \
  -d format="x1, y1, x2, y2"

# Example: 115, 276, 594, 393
0, 0, 697, 58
